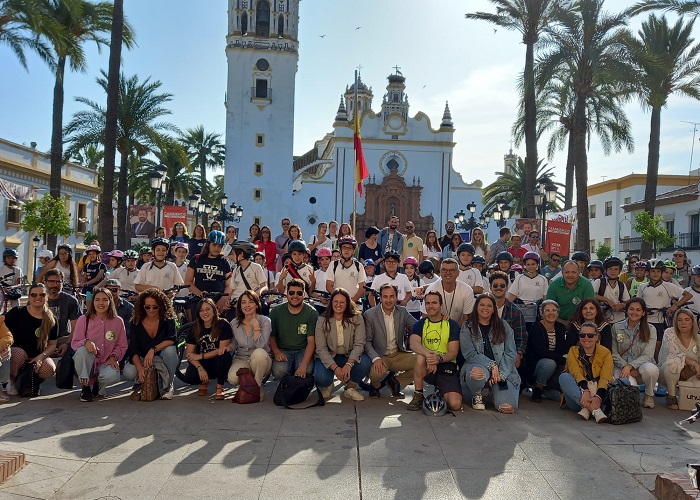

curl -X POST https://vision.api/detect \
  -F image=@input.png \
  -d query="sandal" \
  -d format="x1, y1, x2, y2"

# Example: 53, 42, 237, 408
0, 393, 9, 404
214, 391, 225, 400
197, 384, 208, 396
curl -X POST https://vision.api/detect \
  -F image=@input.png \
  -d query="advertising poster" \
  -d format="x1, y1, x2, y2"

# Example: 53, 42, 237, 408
129, 205, 156, 246
514, 218, 540, 245
163, 205, 188, 235
545, 220, 573, 257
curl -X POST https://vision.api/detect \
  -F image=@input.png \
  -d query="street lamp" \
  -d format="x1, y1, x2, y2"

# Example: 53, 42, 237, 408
491, 197, 512, 228
150, 163, 169, 228
454, 201, 481, 232
32, 235, 40, 284
189, 188, 202, 225
213, 193, 244, 224
478, 213, 491, 229
534, 181, 558, 248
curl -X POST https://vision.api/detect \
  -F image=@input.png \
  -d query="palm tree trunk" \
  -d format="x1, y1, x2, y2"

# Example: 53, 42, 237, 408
48, 55, 66, 252
573, 95, 590, 253
564, 131, 574, 209
200, 158, 209, 228
116, 151, 129, 250
641, 106, 662, 259
99, 0, 124, 250
523, 42, 538, 218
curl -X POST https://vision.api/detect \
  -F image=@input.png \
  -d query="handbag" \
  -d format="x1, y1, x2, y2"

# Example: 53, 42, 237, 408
604, 379, 643, 425
232, 367, 261, 404
15, 362, 42, 397
273, 374, 325, 409
55, 348, 75, 389
140, 367, 160, 402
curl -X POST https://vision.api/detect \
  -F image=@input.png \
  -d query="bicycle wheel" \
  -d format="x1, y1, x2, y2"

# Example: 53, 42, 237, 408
174, 322, 193, 383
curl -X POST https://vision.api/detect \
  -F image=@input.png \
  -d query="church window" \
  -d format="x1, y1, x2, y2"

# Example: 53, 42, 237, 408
254, 163, 263, 175
241, 11, 248, 34
255, 79, 268, 98
387, 159, 399, 171
256, 0, 270, 37
6, 200, 20, 224
254, 189, 262, 200
253, 216, 261, 226
277, 13, 284, 37
256, 134, 265, 146
256, 58, 269, 71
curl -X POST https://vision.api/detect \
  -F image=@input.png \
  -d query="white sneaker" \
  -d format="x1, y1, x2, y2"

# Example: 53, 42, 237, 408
161, 386, 174, 400
643, 395, 655, 408
320, 385, 332, 400
472, 394, 486, 410
344, 387, 364, 401
578, 407, 591, 420
6, 381, 17, 396
592, 408, 607, 423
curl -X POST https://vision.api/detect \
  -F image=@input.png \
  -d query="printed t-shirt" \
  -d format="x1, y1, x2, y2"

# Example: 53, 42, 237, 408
270, 302, 318, 351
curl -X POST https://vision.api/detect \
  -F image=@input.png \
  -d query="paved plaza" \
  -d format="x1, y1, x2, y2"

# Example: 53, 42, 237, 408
0, 379, 697, 500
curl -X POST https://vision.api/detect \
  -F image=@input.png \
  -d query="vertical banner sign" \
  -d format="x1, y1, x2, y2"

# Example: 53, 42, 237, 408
545, 220, 573, 257
163, 206, 188, 235
129, 205, 156, 248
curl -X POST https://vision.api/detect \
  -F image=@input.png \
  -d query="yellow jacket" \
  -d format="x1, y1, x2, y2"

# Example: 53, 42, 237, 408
0, 318, 13, 351
566, 344, 614, 395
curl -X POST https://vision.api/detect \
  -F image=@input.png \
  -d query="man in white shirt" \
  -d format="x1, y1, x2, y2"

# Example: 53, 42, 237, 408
134, 239, 183, 294
420, 258, 474, 326
370, 251, 412, 307
326, 236, 366, 303
521, 230, 548, 261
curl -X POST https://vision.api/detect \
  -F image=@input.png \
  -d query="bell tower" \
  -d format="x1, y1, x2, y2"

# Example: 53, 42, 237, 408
224, 0, 300, 228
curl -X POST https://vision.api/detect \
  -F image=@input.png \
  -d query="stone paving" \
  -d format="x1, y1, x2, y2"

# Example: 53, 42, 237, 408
0, 379, 698, 499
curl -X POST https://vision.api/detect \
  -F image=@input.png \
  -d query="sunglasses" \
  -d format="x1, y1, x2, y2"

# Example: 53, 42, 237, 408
530, 236, 539, 239
144, 305, 160, 310
30, 292, 47, 298
287, 290, 304, 297
282, 223, 290, 226
491, 284, 507, 289
106, 288, 120, 293
551, 259, 561, 263
578, 333, 597, 339
674, 254, 685, 258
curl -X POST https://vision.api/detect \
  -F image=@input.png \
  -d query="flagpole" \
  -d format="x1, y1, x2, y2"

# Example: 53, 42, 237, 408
353, 69, 358, 236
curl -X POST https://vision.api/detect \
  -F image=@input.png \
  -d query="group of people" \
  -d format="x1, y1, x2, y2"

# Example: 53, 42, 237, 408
0, 216, 698, 421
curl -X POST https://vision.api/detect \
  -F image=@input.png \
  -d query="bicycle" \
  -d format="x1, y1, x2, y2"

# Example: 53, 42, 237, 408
62, 284, 87, 314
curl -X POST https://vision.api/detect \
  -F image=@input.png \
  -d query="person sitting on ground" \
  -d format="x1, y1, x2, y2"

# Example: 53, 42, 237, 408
123, 288, 178, 400
364, 283, 417, 398
460, 293, 520, 414
523, 300, 570, 403
44, 269, 81, 357
71, 287, 127, 402
567, 298, 613, 350
559, 322, 613, 423
489, 271, 527, 374
314, 288, 371, 401
227, 290, 272, 399
184, 298, 233, 399
407, 291, 462, 412
610, 297, 659, 409
420, 258, 474, 327
269, 279, 318, 380
659, 309, 700, 410
3, 283, 57, 396
104, 279, 134, 350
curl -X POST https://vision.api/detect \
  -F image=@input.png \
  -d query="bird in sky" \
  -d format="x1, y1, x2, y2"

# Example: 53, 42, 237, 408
355, 26, 362, 30
422, 85, 427, 89
319, 34, 326, 38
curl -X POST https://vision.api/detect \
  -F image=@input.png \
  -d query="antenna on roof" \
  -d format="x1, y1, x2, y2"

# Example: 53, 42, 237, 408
681, 120, 700, 184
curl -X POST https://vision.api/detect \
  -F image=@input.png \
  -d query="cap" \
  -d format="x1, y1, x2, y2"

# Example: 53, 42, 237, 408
38, 250, 53, 259
104, 279, 122, 288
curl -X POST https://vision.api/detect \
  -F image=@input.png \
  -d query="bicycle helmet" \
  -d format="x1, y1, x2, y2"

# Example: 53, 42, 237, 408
634, 260, 647, 269
316, 247, 332, 258
664, 259, 677, 270
603, 256, 624, 270
57, 244, 72, 255
173, 242, 189, 251
587, 259, 604, 270
253, 251, 266, 260
231, 240, 256, 258
138, 245, 152, 256
457, 243, 475, 256
571, 251, 590, 263
496, 251, 513, 263
288, 240, 308, 253
691, 264, 700, 276
2, 248, 18, 259
150, 237, 170, 251
511, 264, 523, 273
646, 258, 666, 271
207, 230, 226, 245
85, 244, 101, 254
383, 250, 401, 262
363, 259, 375, 267
418, 260, 434, 275
423, 392, 447, 417
523, 251, 541, 264
337, 235, 357, 249
108, 250, 124, 259
472, 255, 486, 265
403, 256, 419, 267
123, 249, 139, 260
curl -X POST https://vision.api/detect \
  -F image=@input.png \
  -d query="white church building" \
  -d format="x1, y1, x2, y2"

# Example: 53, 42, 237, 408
224, 0, 482, 239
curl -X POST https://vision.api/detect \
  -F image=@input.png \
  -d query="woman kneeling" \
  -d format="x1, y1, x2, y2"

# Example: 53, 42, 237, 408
659, 309, 700, 409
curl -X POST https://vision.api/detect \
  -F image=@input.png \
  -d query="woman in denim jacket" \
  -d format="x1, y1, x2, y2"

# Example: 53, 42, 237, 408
460, 294, 520, 413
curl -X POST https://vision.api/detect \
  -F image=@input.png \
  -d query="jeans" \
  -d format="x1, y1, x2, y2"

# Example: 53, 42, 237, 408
271, 348, 314, 380
559, 372, 585, 411
533, 358, 557, 386
0, 350, 9, 384
314, 354, 372, 388
122, 346, 179, 388
72, 346, 121, 393
460, 362, 520, 409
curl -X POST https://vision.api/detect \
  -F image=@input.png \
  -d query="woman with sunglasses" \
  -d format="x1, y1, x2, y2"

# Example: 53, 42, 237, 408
442, 232, 463, 260
567, 299, 612, 351
3, 283, 58, 397
620, 255, 640, 285
170, 222, 190, 243
185, 298, 233, 399
71, 287, 127, 402
469, 227, 490, 263
672, 249, 692, 287
559, 322, 613, 423
37, 244, 79, 287
256, 226, 277, 273
222, 226, 238, 261
610, 298, 659, 409
123, 289, 178, 400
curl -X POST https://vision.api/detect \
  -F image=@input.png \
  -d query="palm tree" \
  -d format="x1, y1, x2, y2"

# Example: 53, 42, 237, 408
466, 0, 561, 218
179, 126, 225, 190
0, 0, 56, 69
629, 1, 700, 16
537, 0, 636, 252
64, 71, 176, 249
629, 14, 700, 257
482, 157, 565, 217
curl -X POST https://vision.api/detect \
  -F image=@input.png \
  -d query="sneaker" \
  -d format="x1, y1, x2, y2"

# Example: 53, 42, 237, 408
592, 408, 607, 423
472, 394, 486, 410
643, 395, 655, 408
92, 381, 103, 398
530, 387, 543, 403
344, 386, 365, 401
320, 385, 332, 400
369, 385, 380, 399
406, 392, 424, 411
80, 386, 94, 402
161, 385, 174, 400
6, 381, 17, 396
666, 395, 679, 410
578, 407, 591, 420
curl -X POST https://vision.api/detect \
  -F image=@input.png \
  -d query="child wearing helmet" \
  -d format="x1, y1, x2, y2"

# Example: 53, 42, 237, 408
662, 260, 681, 286
230, 241, 268, 302
105, 250, 140, 293
80, 245, 106, 296
276, 240, 315, 296
311, 248, 333, 313
403, 257, 424, 320
134, 238, 184, 294
456, 243, 484, 294
184, 231, 233, 313
507, 252, 549, 329
325, 236, 366, 303
593, 257, 630, 323
369, 251, 412, 307
672, 265, 700, 316
587, 260, 604, 281
1, 248, 22, 308
627, 260, 648, 297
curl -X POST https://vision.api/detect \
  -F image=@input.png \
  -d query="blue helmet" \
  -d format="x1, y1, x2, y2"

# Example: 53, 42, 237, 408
208, 230, 226, 245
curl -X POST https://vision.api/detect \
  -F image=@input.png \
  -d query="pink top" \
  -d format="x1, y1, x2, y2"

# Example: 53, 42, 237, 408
71, 315, 127, 365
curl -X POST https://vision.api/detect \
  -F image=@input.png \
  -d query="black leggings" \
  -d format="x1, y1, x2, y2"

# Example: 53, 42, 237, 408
184, 352, 233, 385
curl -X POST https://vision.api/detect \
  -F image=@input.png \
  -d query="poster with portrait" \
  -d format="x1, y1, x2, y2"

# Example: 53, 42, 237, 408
163, 206, 188, 236
129, 205, 156, 246
514, 218, 540, 245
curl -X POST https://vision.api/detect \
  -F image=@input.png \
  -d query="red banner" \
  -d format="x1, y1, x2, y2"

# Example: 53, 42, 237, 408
545, 220, 572, 257
163, 205, 188, 235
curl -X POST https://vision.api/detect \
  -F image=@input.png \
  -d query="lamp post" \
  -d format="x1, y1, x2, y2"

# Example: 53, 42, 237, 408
454, 201, 481, 233
213, 193, 244, 225
492, 197, 512, 228
189, 188, 203, 225
149, 163, 169, 228
32, 235, 40, 284
533, 182, 558, 249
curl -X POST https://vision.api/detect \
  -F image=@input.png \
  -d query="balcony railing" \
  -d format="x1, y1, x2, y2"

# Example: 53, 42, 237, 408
619, 232, 700, 252
618, 237, 643, 252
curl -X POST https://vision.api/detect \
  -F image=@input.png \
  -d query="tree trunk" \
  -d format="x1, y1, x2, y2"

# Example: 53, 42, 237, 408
523, 42, 538, 218
48, 56, 67, 252
200, 158, 209, 228
116, 151, 129, 250
573, 94, 590, 253
641, 106, 662, 259
99, 0, 124, 250
564, 131, 574, 209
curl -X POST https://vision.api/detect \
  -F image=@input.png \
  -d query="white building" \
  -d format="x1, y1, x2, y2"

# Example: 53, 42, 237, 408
0, 138, 100, 278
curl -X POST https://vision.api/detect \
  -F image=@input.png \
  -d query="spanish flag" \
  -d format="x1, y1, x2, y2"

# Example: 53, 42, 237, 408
354, 115, 369, 197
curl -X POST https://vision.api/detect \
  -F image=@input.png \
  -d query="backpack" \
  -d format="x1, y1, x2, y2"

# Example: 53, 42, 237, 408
598, 278, 625, 303
604, 379, 643, 425
232, 367, 261, 404
333, 259, 361, 275
273, 374, 325, 409
140, 367, 160, 402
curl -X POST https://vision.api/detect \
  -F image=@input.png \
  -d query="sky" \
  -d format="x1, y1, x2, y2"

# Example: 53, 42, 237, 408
2, 0, 700, 193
